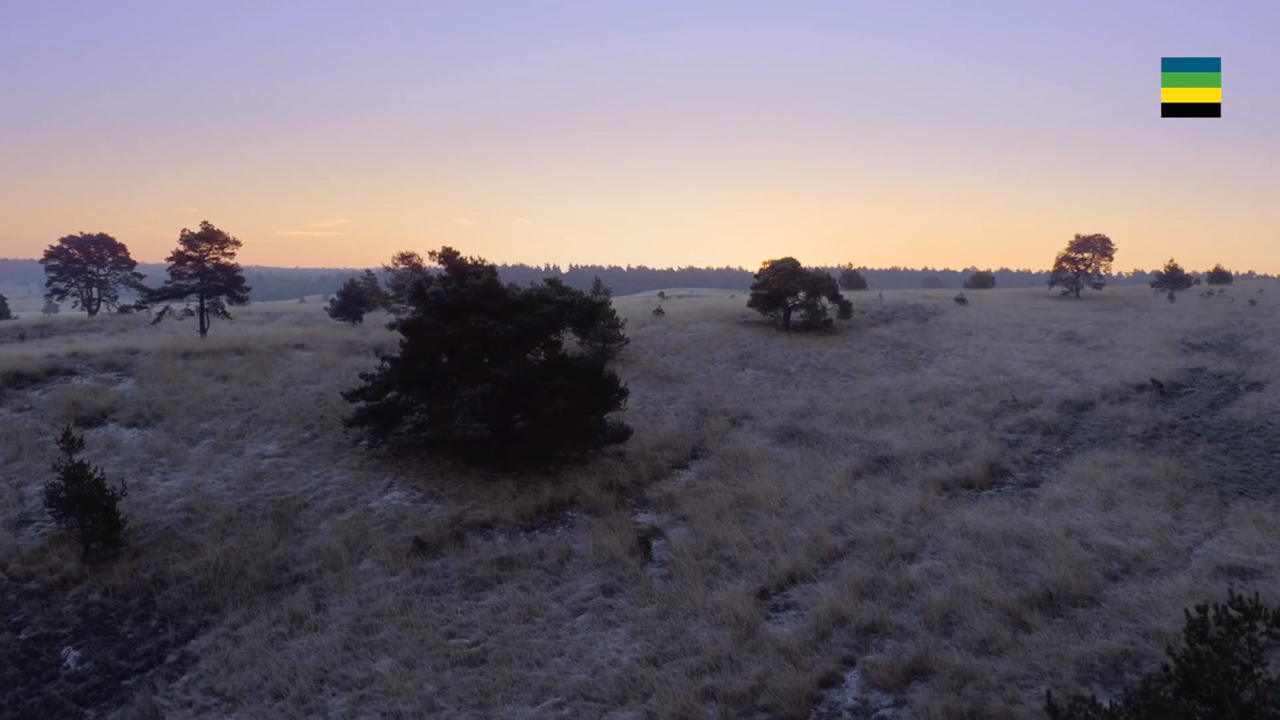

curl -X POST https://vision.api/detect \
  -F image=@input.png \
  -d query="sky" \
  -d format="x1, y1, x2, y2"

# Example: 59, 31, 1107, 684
2, 0, 1279, 272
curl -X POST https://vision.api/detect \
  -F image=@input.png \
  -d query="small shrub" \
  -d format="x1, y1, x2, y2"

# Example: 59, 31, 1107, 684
1248, 298, 1258, 306
953, 292, 969, 305
657, 291, 667, 300
652, 306, 666, 316
0, 293, 15, 321
1046, 590, 1280, 719
298, 296, 307, 303
42, 424, 129, 561
41, 300, 60, 316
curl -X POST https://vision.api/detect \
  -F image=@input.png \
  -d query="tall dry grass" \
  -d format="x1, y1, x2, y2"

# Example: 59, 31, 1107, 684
2, 284, 1280, 719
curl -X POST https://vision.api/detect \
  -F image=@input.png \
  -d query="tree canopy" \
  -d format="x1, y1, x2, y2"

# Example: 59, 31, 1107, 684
40, 232, 145, 316
1206, 264, 1234, 285
837, 264, 869, 291
1048, 233, 1117, 298
342, 247, 632, 467
1150, 259, 1195, 294
964, 270, 997, 289
326, 270, 388, 325
747, 258, 852, 331
143, 221, 251, 337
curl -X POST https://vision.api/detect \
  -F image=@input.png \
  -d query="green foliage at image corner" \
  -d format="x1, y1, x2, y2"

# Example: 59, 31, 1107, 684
1047, 590, 1280, 719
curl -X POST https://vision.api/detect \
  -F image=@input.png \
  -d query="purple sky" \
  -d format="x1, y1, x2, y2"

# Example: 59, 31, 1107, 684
3, 0, 1278, 270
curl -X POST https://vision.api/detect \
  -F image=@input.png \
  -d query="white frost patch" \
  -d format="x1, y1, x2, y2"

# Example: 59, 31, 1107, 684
61, 645, 83, 671
253, 440, 286, 459
808, 666, 905, 720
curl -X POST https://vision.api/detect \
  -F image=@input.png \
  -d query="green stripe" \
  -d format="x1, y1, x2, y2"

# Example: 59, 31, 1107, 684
1161, 72, 1221, 88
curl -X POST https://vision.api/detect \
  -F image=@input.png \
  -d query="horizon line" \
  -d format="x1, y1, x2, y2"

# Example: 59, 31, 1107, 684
0, 256, 1275, 277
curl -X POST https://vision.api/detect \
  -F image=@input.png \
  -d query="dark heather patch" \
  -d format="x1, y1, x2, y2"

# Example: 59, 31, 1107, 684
1, 574, 202, 720
862, 303, 942, 327
996, 367, 1278, 501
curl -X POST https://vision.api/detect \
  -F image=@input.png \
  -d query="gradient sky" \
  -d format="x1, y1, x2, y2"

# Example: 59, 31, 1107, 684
3, 0, 1279, 271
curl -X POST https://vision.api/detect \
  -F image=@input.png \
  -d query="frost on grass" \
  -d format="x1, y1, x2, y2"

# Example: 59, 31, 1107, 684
808, 666, 906, 720
6, 288, 1280, 718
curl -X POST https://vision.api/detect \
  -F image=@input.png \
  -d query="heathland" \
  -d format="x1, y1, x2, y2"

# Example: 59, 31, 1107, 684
3, 282, 1280, 719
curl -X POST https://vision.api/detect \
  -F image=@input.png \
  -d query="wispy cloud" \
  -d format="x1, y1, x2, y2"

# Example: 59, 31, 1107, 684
276, 230, 343, 237
309, 218, 352, 228
174, 207, 200, 214
455, 218, 473, 225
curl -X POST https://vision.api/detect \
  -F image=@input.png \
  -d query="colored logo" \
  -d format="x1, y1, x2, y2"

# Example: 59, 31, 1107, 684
1162, 58, 1221, 117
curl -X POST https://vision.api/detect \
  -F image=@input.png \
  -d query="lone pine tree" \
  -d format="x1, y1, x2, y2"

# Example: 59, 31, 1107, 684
748, 258, 852, 331
143, 221, 251, 337
1048, 233, 1117, 298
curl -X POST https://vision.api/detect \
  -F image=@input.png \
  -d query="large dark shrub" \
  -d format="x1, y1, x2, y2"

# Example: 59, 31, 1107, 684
963, 270, 996, 289
1150, 259, 1195, 294
1206, 264, 1235, 286
326, 270, 388, 325
42, 425, 128, 561
1047, 590, 1280, 719
0, 293, 14, 321
838, 264, 869, 291
342, 248, 632, 467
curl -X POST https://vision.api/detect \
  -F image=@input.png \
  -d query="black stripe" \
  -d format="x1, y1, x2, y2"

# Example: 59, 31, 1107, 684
1162, 103, 1221, 118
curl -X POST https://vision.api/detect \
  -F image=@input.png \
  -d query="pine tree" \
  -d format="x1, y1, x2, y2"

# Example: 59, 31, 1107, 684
42, 425, 128, 561
142, 221, 251, 337
343, 247, 632, 467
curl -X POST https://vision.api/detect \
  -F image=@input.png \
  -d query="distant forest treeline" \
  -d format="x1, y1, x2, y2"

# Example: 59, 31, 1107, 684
0, 258, 1274, 301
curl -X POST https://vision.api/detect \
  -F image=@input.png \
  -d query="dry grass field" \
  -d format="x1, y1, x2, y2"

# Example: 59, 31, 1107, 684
4, 282, 1280, 719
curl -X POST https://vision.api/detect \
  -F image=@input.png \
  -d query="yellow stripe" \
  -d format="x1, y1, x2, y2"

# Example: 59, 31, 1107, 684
1161, 87, 1221, 103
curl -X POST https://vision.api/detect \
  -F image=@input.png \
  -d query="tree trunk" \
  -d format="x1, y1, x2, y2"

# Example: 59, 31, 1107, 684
782, 305, 792, 332
198, 295, 208, 338
86, 289, 99, 317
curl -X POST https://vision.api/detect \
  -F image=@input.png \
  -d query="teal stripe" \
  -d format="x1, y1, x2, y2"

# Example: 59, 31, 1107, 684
1162, 57, 1220, 73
